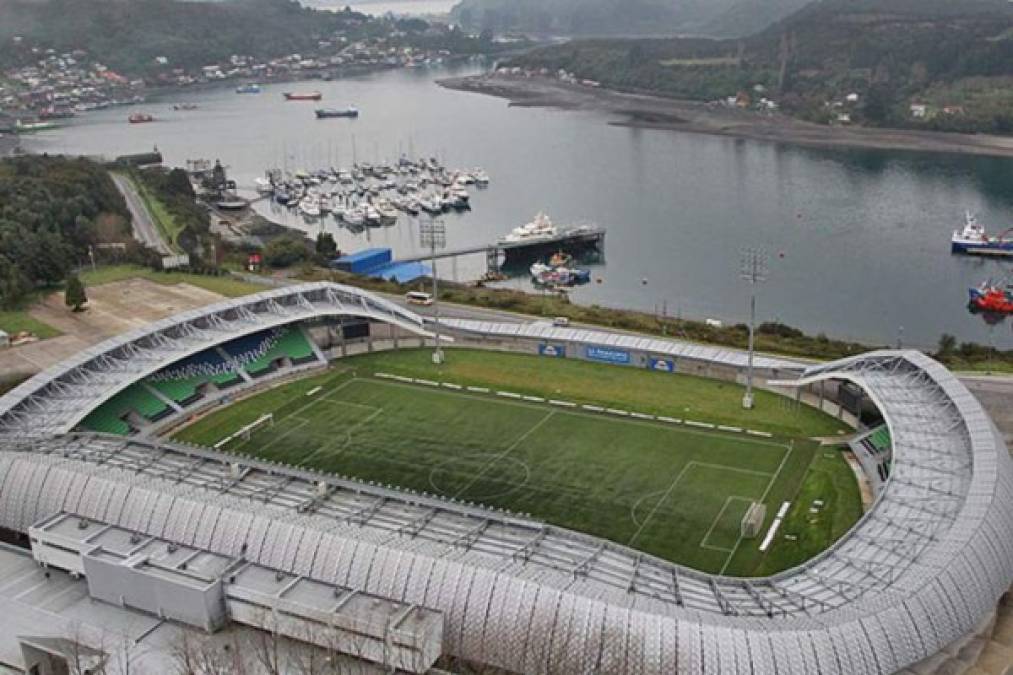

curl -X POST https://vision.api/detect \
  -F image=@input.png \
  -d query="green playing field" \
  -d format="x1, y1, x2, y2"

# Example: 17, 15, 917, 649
174, 350, 861, 576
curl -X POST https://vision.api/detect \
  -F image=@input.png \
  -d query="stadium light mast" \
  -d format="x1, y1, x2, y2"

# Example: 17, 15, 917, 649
420, 218, 447, 364
740, 248, 769, 410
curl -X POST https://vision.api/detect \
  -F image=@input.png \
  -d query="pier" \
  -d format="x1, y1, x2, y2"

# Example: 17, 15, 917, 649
394, 226, 606, 275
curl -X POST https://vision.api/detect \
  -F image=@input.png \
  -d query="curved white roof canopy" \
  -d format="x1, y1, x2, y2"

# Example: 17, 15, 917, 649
0, 284, 1009, 674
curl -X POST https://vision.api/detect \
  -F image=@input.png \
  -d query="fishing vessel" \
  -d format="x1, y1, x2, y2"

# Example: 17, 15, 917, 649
128, 113, 154, 124
284, 91, 322, 101
969, 279, 1013, 313
236, 84, 261, 94
315, 107, 359, 119
500, 212, 558, 244
951, 212, 1013, 255
14, 119, 58, 133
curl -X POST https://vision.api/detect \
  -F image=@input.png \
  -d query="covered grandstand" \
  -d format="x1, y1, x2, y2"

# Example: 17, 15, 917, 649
0, 283, 1010, 673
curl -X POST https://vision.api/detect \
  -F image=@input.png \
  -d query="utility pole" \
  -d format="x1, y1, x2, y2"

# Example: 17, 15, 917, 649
740, 248, 769, 410
421, 218, 447, 364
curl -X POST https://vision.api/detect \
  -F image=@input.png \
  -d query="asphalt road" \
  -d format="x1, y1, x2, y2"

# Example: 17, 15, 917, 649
111, 173, 172, 256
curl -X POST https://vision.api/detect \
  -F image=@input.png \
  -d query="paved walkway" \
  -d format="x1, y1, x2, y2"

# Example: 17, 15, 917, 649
111, 172, 172, 255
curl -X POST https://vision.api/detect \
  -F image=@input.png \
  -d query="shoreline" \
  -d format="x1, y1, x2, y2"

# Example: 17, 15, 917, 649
439, 74, 1013, 159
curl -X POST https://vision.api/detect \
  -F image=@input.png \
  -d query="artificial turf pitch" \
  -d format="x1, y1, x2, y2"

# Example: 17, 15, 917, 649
174, 351, 859, 576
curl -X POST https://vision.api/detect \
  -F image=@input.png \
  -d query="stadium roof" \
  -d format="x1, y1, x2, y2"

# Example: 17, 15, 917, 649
0, 282, 432, 439
438, 318, 806, 371
0, 283, 1009, 673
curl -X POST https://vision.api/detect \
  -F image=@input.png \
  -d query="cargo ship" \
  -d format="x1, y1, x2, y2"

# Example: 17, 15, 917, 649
315, 107, 359, 119
969, 279, 1013, 313
284, 91, 322, 101
951, 212, 1013, 255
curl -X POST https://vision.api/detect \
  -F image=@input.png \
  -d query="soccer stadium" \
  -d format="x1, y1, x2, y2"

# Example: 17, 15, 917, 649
0, 281, 1011, 674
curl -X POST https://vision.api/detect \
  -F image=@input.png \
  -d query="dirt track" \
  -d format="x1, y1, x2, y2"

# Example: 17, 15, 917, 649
441, 75, 1013, 158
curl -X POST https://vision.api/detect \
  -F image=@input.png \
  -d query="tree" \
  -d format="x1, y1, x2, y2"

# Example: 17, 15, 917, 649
263, 235, 309, 268
315, 232, 338, 259
937, 333, 957, 358
65, 274, 88, 312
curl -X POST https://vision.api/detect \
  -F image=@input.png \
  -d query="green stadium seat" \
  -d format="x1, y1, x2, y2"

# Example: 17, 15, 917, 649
244, 327, 315, 376
78, 383, 169, 435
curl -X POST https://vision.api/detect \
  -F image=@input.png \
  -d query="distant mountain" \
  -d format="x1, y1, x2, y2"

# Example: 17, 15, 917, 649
449, 0, 811, 38
701, 0, 811, 38
506, 0, 1013, 133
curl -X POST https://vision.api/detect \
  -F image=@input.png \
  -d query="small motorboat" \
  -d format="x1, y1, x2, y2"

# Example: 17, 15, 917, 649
315, 107, 359, 119
284, 91, 323, 101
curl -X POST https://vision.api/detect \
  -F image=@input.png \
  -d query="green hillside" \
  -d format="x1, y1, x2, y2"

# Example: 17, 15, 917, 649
507, 0, 1013, 132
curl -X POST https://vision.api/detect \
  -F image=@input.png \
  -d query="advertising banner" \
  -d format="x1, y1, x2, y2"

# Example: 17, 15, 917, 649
586, 345, 631, 364
539, 343, 566, 358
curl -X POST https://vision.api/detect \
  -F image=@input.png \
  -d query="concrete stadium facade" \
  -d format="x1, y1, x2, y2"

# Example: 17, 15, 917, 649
0, 282, 1010, 674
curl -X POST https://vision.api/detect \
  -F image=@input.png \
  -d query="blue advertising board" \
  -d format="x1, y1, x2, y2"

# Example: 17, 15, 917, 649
648, 357, 677, 373
539, 343, 566, 358
586, 345, 631, 365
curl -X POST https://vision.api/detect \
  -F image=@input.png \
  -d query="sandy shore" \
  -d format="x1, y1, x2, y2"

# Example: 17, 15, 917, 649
440, 75, 1013, 159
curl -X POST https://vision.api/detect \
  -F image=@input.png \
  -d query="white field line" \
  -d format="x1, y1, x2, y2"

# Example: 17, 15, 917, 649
626, 462, 695, 548
452, 410, 556, 500
296, 407, 384, 468
364, 376, 788, 450
719, 440, 795, 575
306, 386, 322, 397
700, 496, 754, 552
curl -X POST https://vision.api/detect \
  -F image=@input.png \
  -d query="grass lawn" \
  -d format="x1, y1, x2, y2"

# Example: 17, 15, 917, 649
334, 348, 849, 438
80, 265, 264, 298
0, 309, 60, 339
173, 349, 863, 575
751, 450, 864, 576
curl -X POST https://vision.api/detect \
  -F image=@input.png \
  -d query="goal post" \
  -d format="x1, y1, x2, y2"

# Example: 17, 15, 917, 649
241, 413, 274, 441
216, 413, 274, 449
741, 501, 767, 539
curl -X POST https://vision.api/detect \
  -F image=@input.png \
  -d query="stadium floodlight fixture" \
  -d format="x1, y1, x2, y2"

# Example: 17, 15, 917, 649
420, 218, 448, 364
739, 248, 769, 410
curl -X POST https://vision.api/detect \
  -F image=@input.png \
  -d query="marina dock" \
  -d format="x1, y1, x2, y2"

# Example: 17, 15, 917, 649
394, 226, 606, 275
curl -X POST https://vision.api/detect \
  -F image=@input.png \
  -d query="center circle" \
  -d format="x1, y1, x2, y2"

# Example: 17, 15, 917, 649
428, 454, 532, 502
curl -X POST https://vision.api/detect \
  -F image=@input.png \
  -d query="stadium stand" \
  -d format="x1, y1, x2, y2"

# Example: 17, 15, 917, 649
78, 383, 170, 435
75, 324, 322, 435
244, 326, 316, 377
147, 350, 243, 406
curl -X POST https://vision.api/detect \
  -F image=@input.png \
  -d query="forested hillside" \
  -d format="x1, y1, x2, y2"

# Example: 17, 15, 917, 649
450, 0, 810, 38
0, 156, 130, 308
507, 0, 1013, 132
0, 0, 369, 75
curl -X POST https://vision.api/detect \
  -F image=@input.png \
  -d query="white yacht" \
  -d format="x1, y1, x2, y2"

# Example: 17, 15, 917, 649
500, 212, 559, 244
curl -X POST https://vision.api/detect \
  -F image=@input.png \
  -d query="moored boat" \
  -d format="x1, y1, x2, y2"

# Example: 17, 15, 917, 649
969, 279, 1013, 313
315, 107, 359, 119
236, 84, 262, 94
284, 91, 323, 101
500, 212, 558, 245
952, 212, 1013, 255
128, 113, 154, 124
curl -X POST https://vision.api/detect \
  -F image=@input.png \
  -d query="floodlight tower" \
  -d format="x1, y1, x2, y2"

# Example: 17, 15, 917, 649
740, 248, 769, 410
420, 218, 447, 364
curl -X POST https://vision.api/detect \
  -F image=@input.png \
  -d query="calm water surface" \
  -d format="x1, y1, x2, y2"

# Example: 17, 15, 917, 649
22, 66, 1013, 349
